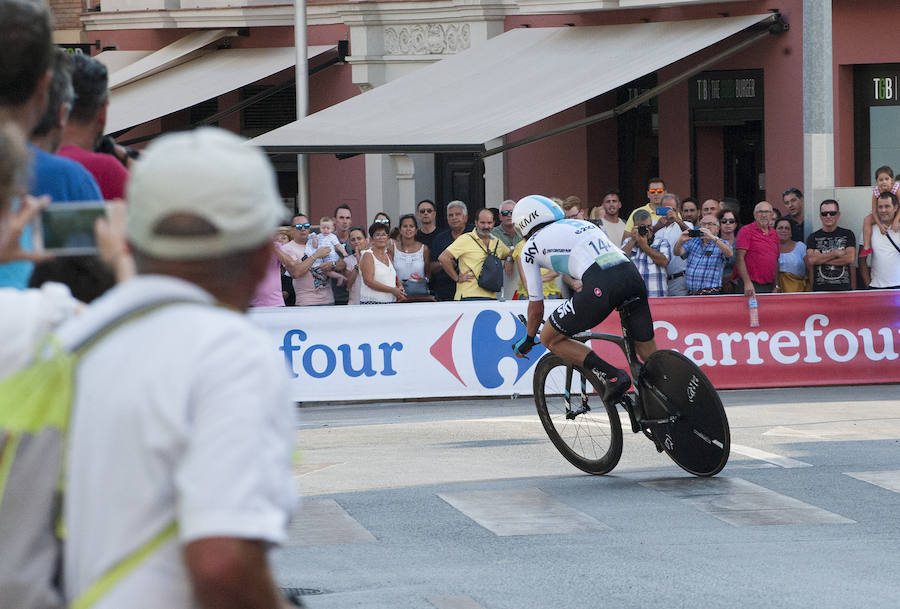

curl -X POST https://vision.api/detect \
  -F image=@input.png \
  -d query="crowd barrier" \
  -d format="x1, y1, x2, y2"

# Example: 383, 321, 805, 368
248, 290, 900, 402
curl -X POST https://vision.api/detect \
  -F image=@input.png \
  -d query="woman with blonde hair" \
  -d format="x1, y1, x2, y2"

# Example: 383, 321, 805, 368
0, 122, 81, 378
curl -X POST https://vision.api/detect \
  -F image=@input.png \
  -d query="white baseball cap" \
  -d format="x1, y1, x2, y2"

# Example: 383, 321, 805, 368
127, 128, 285, 259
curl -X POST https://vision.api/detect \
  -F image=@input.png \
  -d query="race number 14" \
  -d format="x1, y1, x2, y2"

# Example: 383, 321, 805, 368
588, 239, 610, 255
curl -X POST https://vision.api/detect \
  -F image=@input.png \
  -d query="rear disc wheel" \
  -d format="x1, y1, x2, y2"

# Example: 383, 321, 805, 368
639, 350, 730, 476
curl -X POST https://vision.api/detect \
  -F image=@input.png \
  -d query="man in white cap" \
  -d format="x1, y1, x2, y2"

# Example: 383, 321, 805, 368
58, 128, 297, 609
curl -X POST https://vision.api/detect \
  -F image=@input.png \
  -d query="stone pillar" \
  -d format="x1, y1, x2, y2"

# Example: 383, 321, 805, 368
802, 0, 835, 236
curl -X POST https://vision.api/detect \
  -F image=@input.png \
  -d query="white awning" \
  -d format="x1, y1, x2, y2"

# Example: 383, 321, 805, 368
94, 50, 152, 74
108, 29, 238, 90
251, 14, 776, 155
105, 46, 335, 135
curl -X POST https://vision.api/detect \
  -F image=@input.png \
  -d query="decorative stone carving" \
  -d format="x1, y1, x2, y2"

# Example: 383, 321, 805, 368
384, 23, 470, 55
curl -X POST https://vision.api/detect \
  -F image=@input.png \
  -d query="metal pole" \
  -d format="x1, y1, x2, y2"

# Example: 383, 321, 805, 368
295, 0, 309, 215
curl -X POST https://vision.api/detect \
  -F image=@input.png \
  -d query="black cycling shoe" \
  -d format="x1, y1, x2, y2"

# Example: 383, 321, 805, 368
595, 368, 631, 402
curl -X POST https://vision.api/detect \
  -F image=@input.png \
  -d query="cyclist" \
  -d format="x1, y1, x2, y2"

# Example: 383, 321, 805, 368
511, 195, 658, 401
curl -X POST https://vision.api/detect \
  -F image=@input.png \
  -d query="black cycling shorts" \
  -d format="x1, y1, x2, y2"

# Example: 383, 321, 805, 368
547, 262, 655, 343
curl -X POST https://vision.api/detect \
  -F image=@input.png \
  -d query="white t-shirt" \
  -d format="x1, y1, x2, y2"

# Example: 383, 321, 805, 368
58, 275, 296, 608
870, 228, 900, 287
601, 218, 626, 249
0, 283, 79, 380
520, 219, 627, 301
655, 220, 693, 275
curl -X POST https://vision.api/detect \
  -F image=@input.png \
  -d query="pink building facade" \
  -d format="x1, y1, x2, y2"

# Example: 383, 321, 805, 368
59, 0, 900, 226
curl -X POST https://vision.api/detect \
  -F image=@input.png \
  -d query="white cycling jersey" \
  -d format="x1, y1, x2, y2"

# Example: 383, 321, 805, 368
520, 219, 629, 301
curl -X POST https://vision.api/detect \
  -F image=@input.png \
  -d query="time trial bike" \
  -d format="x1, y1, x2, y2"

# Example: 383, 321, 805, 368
522, 298, 730, 477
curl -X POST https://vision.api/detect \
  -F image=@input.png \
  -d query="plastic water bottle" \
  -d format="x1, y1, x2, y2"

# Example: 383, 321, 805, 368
748, 296, 759, 327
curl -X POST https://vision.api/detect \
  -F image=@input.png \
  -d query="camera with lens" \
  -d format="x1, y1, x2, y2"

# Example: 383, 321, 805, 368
637, 225, 651, 237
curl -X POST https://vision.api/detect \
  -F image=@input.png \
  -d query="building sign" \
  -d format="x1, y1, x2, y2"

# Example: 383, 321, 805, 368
690, 69, 763, 109
56, 43, 94, 55
857, 65, 900, 106
872, 75, 899, 102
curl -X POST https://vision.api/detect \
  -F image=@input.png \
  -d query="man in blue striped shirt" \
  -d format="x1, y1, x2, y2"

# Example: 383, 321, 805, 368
673, 215, 734, 295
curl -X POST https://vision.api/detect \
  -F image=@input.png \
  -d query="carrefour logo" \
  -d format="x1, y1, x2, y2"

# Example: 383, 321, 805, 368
429, 310, 546, 388
275, 309, 544, 388
279, 329, 402, 379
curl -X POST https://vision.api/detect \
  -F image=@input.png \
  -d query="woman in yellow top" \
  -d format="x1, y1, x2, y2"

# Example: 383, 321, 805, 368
511, 240, 563, 299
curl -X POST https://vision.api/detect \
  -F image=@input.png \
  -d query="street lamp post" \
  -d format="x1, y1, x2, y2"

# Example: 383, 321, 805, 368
295, 0, 309, 216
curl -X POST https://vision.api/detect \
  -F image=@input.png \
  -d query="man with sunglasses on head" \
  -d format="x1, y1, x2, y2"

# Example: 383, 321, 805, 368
805, 199, 856, 292
624, 177, 669, 233
492, 199, 522, 301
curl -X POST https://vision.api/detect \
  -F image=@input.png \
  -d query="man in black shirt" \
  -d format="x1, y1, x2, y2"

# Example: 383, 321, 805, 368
429, 200, 473, 301
414, 199, 439, 250
805, 199, 857, 291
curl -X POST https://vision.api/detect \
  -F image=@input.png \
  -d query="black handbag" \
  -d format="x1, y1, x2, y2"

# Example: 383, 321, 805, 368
401, 279, 430, 298
470, 235, 504, 293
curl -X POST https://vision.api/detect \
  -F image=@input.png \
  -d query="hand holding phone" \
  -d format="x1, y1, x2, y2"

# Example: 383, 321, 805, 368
32, 201, 108, 256
655, 206, 670, 216
687, 228, 703, 238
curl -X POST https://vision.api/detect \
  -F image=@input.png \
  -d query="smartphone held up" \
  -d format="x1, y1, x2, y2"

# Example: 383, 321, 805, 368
31, 201, 108, 256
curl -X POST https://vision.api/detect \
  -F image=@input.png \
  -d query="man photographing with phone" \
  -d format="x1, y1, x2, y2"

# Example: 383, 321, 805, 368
673, 214, 733, 295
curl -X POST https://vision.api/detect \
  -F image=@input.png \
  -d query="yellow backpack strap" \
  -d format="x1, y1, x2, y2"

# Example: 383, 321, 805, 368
66, 299, 199, 608
70, 520, 177, 609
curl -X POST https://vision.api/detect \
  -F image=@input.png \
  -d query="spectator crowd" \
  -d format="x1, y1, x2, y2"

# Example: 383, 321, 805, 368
251, 173, 900, 307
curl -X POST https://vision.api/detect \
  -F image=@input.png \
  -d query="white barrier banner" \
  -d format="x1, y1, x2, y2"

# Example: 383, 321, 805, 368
249, 291, 900, 402
249, 301, 544, 401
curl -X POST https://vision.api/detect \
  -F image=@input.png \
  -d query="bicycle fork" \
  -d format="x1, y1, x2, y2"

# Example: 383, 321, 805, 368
564, 366, 591, 420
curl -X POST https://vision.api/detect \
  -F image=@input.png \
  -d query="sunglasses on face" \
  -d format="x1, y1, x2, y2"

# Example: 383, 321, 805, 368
294, 223, 311, 229
500, 210, 513, 216
721, 218, 736, 224
648, 188, 665, 194
418, 208, 435, 214
820, 210, 839, 217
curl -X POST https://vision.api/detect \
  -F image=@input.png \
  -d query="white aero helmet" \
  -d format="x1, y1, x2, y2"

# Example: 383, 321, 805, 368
512, 195, 565, 238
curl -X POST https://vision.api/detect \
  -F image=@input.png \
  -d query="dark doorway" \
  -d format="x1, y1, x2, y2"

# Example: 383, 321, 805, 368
435, 153, 485, 228
617, 74, 659, 214
723, 120, 764, 224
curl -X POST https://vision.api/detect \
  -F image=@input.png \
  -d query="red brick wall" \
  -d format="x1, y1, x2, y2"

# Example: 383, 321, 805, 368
50, 0, 84, 31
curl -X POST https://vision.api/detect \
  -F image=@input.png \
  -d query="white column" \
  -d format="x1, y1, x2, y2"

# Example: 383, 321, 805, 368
802, 0, 834, 234
392, 154, 416, 217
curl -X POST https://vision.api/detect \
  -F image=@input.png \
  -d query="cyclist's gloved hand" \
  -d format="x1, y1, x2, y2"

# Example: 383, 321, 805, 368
513, 335, 536, 356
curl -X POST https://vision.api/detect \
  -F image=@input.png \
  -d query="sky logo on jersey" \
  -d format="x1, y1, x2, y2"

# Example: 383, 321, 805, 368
430, 310, 546, 388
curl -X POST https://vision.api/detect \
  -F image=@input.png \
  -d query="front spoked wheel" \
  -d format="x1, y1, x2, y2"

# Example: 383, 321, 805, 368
638, 350, 730, 476
533, 354, 623, 475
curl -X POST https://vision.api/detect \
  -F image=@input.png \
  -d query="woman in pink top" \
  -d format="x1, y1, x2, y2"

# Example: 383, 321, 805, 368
249, 230, 287, 307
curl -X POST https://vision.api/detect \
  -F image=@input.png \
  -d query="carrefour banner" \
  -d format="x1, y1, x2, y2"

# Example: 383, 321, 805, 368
248, 291, 900, 401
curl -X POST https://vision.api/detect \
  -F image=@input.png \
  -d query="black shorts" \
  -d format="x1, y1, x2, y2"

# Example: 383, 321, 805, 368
547, 262, 655, 343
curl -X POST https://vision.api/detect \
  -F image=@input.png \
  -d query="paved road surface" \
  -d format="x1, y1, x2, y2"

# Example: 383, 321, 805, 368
274, 384, 900, 609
